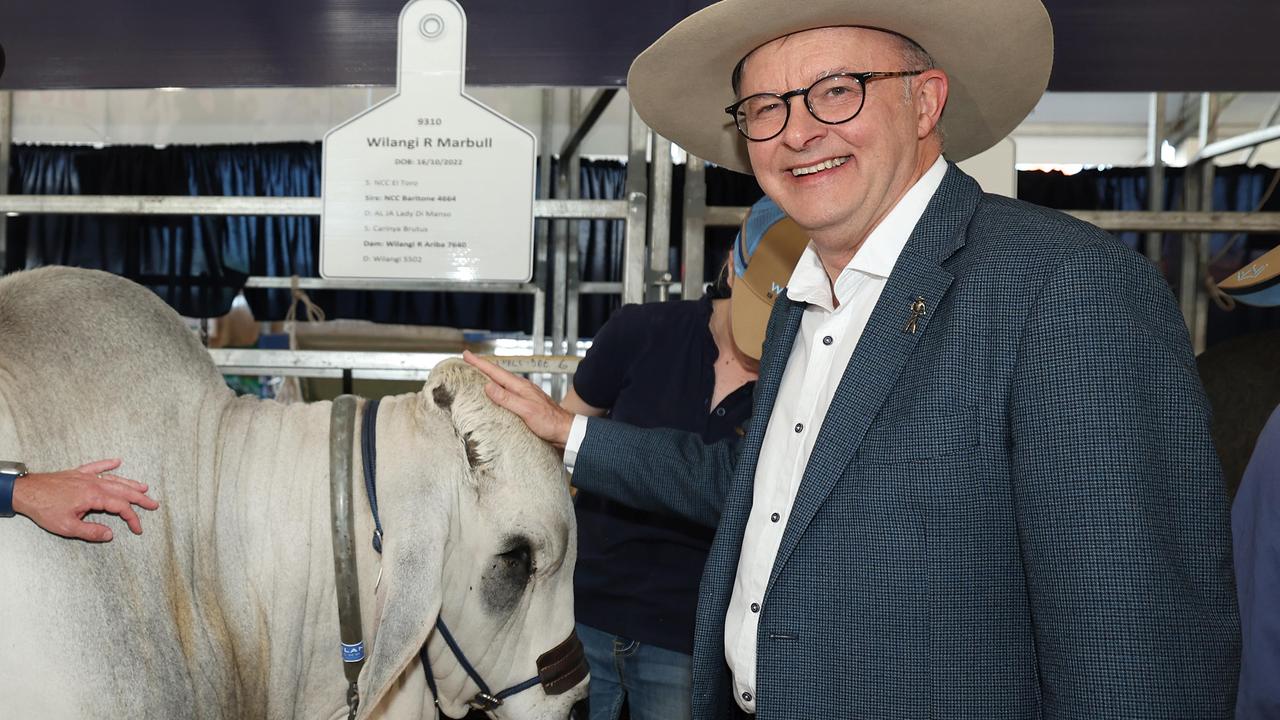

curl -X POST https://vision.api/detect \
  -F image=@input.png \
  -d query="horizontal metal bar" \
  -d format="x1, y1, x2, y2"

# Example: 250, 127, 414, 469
210, 349, 580, 378
0, 195, 628, 220
577, 281, 683, 295
578, 281, 621, 294
1067, 211, 1280, 233
9, 196, 1276, 238
243, 277, 541, 294
1194, 124, 1280, 163
705, 206, 749, 227
706, 206, 1280, 233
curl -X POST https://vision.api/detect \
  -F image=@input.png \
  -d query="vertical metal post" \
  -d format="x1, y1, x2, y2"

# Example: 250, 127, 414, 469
0, 91, 13, 273
1179, 165, 1201, 331
549, 91, 579, 398
566, 90, 583, 357
682, 155, 707, 300
1194, 93, 1218, 354
648, 134, 673, 302
622, 104, 650, 306
532, 88, 554, 356
1243, 96, 1280, 166
1180, 93, 1217, 353
1194, 157, 1215, 355
1144, 92, 1165, 265
550, 89, 586, 397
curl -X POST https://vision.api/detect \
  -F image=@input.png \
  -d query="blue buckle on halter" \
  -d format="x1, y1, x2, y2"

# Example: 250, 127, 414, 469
342, 641, 366, 663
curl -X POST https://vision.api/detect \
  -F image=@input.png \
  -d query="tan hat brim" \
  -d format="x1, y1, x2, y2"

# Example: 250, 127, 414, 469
627, 0, 1053, 173
731, 278, 775, 360
729, 215, 809, 359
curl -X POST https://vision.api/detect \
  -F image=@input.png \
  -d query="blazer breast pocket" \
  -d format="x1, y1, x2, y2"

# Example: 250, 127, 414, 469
855, 408, 980, 465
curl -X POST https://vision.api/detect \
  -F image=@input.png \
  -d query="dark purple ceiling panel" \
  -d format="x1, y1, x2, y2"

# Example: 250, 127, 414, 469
1040, 0, 1280, 91
0, 0, 1275, 91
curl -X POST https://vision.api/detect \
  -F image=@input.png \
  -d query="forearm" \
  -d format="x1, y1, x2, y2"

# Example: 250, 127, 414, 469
572, 416, 736, 528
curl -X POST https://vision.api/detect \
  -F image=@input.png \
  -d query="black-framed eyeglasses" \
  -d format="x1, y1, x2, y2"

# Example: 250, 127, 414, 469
724, 70, 925, 142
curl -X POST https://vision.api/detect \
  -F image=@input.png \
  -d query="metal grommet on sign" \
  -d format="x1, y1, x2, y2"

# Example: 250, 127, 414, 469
419, 13, 445, 39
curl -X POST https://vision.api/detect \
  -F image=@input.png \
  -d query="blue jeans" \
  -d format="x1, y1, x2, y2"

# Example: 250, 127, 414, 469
577, 623, 694, 720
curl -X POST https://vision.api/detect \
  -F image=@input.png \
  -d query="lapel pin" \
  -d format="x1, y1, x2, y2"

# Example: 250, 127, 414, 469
903, 296, 927, 334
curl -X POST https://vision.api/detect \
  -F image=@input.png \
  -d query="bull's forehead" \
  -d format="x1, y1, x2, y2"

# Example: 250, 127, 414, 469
481, 481, 573, 532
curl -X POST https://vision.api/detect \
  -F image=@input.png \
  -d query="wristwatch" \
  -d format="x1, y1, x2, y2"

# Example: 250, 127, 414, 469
0, 461, 29, 518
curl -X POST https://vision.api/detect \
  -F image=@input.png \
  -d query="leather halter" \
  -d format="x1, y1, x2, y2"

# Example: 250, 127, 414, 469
328, 395, 587, 717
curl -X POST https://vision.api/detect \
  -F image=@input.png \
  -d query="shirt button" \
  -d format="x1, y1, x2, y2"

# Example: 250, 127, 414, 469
770, 512, 780, 522
794, 422, 804, 433
750, 602, 760, 613
822, 335, 834, 346
715, 407, 726, 417
742, 692, 753, 702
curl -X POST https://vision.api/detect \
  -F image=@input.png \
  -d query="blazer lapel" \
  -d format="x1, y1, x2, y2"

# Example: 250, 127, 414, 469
765, 164, 982, 595
734, 295, 805, 482
704, 292, 804, 610
691, 292, 805, 719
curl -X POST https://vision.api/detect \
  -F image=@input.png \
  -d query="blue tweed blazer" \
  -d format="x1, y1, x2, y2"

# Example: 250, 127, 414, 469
573, 164, 1240, 719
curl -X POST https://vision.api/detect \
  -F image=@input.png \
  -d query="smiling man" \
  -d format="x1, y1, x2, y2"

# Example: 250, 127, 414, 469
466, 0, 1241, 717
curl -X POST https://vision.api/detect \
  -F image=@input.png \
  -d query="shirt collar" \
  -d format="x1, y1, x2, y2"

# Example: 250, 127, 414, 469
785, 156, 948, 310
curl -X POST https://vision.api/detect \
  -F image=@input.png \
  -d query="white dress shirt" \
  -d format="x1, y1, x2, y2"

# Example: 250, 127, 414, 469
565, 156, 948, 714
727, 157, 946, 712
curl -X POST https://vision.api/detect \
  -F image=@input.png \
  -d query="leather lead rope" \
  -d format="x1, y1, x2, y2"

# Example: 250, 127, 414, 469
329, 395, 364, 720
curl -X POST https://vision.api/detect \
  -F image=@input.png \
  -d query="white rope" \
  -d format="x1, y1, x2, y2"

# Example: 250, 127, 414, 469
275, 275, 327, 403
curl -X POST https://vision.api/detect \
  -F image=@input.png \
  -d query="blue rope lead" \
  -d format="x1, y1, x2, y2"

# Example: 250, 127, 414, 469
361, 399, 384, 554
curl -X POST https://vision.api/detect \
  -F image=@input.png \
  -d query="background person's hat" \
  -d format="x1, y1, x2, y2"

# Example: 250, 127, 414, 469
731, 195, 809, 359
1219, 245, 1280, 307
627, 0, 1054, 174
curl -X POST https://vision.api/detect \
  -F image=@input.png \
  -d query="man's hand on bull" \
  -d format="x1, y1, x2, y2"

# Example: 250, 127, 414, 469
463, 351, 574, 451
13, 458, 160, 542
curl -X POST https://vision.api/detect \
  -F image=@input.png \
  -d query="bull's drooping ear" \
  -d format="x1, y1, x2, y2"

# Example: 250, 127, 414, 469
356, 531, 443, 719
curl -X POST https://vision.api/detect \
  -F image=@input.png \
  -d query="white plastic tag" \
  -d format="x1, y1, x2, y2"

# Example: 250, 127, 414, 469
320, 0, 537, 282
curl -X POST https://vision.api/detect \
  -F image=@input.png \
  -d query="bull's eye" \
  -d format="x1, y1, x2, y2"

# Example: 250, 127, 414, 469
499, 543, 534, 578
482, 540, 535, 615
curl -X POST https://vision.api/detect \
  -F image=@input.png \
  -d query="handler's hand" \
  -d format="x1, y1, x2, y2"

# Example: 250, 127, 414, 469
12, 459, 160, 542
463, 351, 574, 451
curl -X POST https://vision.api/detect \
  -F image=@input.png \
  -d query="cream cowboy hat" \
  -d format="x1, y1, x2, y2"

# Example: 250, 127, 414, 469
626, 0, 1054, 173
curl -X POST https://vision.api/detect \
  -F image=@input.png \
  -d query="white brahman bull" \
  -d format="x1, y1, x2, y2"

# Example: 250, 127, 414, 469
0, 267, 587, 719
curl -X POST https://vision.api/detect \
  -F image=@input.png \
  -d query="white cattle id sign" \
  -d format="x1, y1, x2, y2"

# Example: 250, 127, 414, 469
320, 0, 536, 282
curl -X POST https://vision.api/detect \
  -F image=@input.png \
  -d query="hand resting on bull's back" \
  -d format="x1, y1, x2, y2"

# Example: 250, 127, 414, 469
12, 458, 158, 542
464, 350, 575, 451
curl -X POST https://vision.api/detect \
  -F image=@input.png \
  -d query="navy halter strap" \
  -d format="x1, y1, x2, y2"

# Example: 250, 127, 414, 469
360, 399, 384, 554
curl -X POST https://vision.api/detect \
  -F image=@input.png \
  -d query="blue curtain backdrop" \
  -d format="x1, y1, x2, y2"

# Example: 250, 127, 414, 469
5, 142, 1277, 346
1019, 166, 1280, 347
6, 143, 535, 332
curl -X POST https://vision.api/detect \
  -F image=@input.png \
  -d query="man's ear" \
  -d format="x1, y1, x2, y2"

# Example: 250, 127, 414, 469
915, 69, 949, 140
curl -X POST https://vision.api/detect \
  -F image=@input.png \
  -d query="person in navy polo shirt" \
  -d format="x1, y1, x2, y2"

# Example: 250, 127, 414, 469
1220, 243, 1280, 718
556, 195, 805, 720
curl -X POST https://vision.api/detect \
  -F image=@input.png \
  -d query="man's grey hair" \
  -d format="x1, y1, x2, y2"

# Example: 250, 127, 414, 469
895, 33, 935, 101
894, 34, 946, 149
